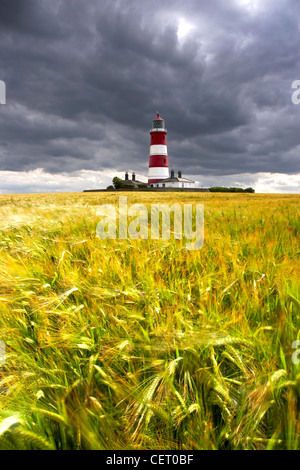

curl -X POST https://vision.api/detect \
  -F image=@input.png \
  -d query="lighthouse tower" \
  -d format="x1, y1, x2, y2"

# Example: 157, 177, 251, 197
148, 113, 169, 186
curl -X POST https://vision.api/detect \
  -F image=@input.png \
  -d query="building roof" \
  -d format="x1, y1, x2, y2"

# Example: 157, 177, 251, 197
154, 112, 163, 120
122, 179, 146, 186
158, 176, 195, 184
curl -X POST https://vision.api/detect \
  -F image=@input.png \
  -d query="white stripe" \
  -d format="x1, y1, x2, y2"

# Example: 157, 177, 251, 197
148, 167, 169, 178
150, 128, 167, 134
150, 145, 168, 156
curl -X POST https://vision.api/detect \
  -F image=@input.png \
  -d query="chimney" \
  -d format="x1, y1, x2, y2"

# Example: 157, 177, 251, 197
178, 170, 182, 178
171, 169, 175, 178
125, 172, 129, 181
132, 172, 136, 181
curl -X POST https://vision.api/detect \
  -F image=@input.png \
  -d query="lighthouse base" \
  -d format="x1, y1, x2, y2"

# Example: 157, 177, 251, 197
147, 167, 169, 186
148, 179, 166, 185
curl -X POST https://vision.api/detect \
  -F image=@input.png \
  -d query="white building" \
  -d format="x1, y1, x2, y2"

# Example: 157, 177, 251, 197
149, 170, 197, 189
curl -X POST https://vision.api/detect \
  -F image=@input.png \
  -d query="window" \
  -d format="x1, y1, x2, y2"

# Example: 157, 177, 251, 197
152, 120, 164, 129
163, 184, 165, 187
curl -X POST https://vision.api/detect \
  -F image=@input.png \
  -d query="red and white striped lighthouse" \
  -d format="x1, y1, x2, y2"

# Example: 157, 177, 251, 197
148, 113, 169, 186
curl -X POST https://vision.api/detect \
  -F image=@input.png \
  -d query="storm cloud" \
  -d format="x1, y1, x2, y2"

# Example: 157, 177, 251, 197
0, 0, 299, 191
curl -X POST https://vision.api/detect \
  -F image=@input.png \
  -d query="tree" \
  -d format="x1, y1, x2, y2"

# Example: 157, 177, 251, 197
112, 177, 125, 189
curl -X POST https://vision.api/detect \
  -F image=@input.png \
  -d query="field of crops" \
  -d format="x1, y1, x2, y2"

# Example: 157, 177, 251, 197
0, 191, 299, 450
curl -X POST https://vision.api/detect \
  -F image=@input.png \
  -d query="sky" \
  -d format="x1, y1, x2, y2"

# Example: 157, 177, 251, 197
0, 0, 300, 193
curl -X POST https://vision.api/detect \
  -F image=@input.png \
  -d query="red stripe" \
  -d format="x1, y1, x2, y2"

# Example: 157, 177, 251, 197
150, 132, 167, 146
148, 178, 165, 184
149, 155, 169, 167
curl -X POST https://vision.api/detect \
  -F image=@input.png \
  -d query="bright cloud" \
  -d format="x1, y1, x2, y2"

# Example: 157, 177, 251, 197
0, 169, 298, 194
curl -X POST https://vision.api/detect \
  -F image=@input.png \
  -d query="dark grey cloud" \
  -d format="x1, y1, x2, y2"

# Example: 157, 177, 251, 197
0, 0, 300, 185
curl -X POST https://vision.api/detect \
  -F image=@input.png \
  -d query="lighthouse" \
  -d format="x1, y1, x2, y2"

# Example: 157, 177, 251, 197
148, 113, 169, 186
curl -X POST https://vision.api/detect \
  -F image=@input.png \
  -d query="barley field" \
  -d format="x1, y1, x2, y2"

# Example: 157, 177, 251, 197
0, 191, 299, 450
